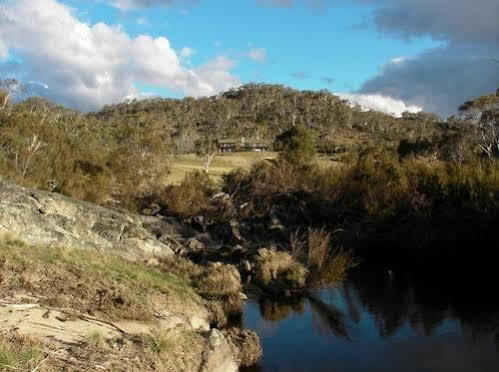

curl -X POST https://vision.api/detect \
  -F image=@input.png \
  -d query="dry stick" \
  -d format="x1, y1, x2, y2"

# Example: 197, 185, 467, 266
77, 314, 128, 335
0, 363, 25, 371
30, 355, 50, 372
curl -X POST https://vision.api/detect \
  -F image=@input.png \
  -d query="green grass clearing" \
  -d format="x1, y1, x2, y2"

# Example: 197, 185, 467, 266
168, 152, 277, 184
168, 151, 340, 184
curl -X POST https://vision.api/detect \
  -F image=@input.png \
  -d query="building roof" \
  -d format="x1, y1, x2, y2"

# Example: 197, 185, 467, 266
217, 137, 270, 145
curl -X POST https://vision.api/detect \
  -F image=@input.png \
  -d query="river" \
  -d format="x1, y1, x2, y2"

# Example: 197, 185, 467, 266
241, 268, 499, 372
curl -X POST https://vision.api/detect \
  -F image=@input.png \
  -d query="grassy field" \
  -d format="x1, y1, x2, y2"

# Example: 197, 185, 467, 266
168, 152, 278, 184
167, 151, 340, 184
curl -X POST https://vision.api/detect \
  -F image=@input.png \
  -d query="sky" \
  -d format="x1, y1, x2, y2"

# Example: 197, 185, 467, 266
0, 0, 498, 116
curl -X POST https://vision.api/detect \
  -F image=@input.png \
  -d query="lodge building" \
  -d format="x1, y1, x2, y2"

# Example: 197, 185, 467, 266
217, 137, 269, 153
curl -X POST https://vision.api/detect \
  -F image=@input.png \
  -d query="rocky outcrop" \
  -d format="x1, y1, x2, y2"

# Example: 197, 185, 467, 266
0, 179, 173, 260
201, 329, 238, 372
0, 179, 259, 370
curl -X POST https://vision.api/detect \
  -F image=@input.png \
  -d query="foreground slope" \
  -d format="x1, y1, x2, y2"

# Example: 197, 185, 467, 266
0, 179, 260, 371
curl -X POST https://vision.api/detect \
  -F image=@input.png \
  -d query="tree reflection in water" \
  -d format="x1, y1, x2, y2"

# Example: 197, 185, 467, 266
243, 268, 499, 372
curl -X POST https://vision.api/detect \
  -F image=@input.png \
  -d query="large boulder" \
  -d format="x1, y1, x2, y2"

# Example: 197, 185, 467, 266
0, 179, 173, 260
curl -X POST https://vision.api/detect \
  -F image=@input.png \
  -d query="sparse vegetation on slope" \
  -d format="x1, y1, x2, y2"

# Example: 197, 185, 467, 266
0, 235, 250, 370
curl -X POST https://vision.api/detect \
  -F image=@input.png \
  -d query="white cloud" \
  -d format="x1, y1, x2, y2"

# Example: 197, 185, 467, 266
337, 92, 422, 118
136, 17, 148, 25
390, 56, 407, 64
248, 48, 267, 63
179, 46, 196, 58
0, 39, 7, 60
28, 81, 49, 90
360, 43, 499, 116
352, 0, 499, 116
0, 0, 240, 111
108, 0, 137, 11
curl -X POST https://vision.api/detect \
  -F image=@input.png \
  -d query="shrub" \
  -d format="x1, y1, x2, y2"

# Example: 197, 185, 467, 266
160, 171, 215, 217
397, 138, 435, 159
274, 125, 316, 164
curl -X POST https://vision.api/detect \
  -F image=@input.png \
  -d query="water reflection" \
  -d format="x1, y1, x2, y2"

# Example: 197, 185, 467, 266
242, 269, 499, 372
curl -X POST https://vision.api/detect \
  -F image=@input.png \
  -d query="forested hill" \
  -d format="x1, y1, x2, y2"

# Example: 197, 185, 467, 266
89, 83, 445, 153
1, 83, 496, 209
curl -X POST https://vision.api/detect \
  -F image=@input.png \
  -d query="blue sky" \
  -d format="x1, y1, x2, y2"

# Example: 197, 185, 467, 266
64, 0, 439, 93
1, 0, 498, 115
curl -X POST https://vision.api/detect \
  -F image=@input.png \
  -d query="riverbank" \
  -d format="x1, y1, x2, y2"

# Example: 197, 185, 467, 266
0, 179, 262, 371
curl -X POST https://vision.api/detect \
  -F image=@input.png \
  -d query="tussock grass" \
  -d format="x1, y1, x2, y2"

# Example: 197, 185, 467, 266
86, 330, 105, 346
147, 331, 175, 354
254, 248, 308, 290
0, 334, 43, 371
159, 257, 244, 324
139, 326, 206, 371
307, 228, 331, 271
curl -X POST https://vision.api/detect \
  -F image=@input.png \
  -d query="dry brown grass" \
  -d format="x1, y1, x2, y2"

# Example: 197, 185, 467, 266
254, 248, 308, 290
0, 327, 207, 372
195, 263, 242, 297
159, 256, 244, 325
307, 227, 331, 271
0, 235, 204, 322
222, 328, 262, 367
306, 228, 357, 287
0, 334, 44, 371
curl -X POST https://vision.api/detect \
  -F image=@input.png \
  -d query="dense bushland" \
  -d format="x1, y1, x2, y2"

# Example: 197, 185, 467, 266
0, 94, 170, 208
222, 151, 498, 268
1, 85, 496, 210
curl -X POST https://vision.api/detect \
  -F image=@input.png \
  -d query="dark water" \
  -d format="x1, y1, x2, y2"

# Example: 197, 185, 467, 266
241, 269, 499, 372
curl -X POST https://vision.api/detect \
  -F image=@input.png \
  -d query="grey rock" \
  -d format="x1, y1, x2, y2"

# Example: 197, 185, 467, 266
201, 329, 238, 372
187, 237, 206, 251
0, 180, 173, 260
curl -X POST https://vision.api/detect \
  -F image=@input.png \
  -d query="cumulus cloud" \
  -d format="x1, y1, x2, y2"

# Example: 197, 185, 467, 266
179, 46, 196, 57
337, 92, 422, 117
248, 48, 267, 63
0, 0, 239, 111
108, 0, 175, 10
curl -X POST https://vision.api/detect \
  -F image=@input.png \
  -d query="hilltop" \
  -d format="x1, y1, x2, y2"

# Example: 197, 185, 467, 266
90, 83, 444, 153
